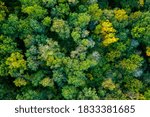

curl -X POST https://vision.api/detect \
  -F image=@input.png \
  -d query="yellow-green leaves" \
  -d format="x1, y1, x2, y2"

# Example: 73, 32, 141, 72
139, 0, 144, 6
130, 11, 142, 21
40, 77, 54, 87
68, 0, 79, 4
39, 39, 64, 69
71, 28, 81, 43
119, 54, 143, 72
78, 87, 99, 100
102, 78, 116, 91
146, 47, 150, 57
62, 85, 78, 99
0, 1, 7, 22
42, 16, 51, 26
106, 50, 121, 62
51, 18, 70, 39
88, 3, 102, 21
22, 4, 47, 19
94, 23, 101, 35
68, 72, 86, 87
124, 78, 143, 93
58, 0, 67, 3
76, 13, 91, 28
13, 78, 27, 87
6, 52, 26, 69
51, 19, 65, 32
114, 9, 128, 21
131, 12, 150, 46
6, 52, 26, 76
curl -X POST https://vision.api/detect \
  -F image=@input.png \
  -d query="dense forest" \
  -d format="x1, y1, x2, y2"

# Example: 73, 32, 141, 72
0, 0, 150, 100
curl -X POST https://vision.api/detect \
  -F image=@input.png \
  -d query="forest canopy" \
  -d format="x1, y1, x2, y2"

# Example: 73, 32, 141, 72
0, 0, 150, 100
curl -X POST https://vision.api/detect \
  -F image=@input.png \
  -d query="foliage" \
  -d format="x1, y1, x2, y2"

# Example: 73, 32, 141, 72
51, 18, 70, 39
6, 52, 27, 77
78, 87, 99, 100
102, 78, 116, 91
0, 0, 149, 100
62, 85, 78, 99
100, 20, 119, 46
0, 1, 8, 22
